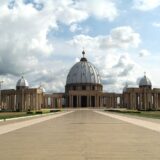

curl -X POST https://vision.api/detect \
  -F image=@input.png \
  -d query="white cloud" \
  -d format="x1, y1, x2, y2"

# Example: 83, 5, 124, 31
76, 0, 118, 21
0, 0, 91, 91
69, 24, 90, 34
0, 0, 119, 79
0, 0, 151, 93
94, 52, 143, 92
101, 26, 141, 49
69, 24, 82, 32
152, 22, 160, 27
139, 49, 151, 57
0, 0, 56, 76
69, 26, 141, 51
133, 0, 160, 11
54, 2, 89, 25
68, 34, 99, 52
30, 60, 68, 92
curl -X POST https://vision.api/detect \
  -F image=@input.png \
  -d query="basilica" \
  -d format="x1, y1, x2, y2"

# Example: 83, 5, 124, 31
1, 51, 160, 111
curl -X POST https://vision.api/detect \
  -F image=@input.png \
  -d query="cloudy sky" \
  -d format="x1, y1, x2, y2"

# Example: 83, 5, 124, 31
0, 0, 160, 93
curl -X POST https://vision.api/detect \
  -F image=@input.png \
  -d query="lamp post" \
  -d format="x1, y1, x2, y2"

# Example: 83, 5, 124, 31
0, 81, 4, 109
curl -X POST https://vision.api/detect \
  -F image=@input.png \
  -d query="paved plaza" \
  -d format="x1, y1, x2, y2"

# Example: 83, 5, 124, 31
0, 110, 160, 160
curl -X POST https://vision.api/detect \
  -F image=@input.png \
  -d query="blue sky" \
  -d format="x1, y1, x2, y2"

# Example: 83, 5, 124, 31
0, 0, 160, 92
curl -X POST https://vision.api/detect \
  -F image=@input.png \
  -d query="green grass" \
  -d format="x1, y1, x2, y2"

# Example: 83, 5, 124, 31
105, 109, 160, 119
0, 112, 31, 120
138, 111, 160, 119
105, 109, 140, 114
41, 109, 51, 113
0, 109, 61, 120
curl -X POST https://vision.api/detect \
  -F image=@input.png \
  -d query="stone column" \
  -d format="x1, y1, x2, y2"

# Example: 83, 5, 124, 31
139, 93, 142, 110
38, 94, 41, 110
35, 94, 37, 110
22, 90, 24, 111
158, 94, 160, 109
143, 93, 146, 110
146, 93, 148, 110
156, 94, 158, 110
69, 95, 71, 107
76, 96, 78, 108
111, 96, 113, 108
71, 95, 73, 108
153, 93, 158, 110
46, 97, 48, 108
114, 97, 117, 108
129, 93, 132, 109
107, 96, 110, 108
95, 96, 98, 107
43, 96, 46, 108
50, 97, 52, 108
58, 97, 61, 108
99, 96, 101, 107
87, 95, 89, 107
112, 96, 114, 108
79, 96, 81, 107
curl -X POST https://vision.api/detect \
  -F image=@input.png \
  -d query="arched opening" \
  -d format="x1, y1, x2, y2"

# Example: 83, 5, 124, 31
117, 97, 120, 107
48, 97, 51, 108
136, 94, 140, 109
62, 98, 65, 107
152, 94, 154, 106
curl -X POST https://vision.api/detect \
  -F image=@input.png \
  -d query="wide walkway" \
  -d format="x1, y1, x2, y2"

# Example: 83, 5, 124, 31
0, 110, 160, 160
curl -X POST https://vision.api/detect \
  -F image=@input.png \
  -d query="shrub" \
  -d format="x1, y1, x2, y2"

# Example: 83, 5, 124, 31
50, 109, 61, 112
27, 111, 34, 114
16, 109, 20, 112
105, 109, 140, 114
35, 111, 43, 114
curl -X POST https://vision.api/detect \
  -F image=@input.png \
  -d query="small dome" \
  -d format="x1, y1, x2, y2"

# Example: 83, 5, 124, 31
66, 51, 101, 85
39, 85, 46, 93
123, 83, 128, 92
16, 76, 29, 88
139, 74, 152, 88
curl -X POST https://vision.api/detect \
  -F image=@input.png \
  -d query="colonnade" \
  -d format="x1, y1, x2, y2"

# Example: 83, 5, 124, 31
66, 91, 122, 108
43, 94, 63, 108
67, 95, 102, 107
102, 94, 122, 108
3, 87, 160, 111
1, 89, 43, 111
123, 89, 160, 110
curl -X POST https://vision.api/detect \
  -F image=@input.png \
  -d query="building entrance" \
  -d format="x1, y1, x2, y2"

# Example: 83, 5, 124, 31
91, 96, 95, 107
81, 96, 87, 107
73, 96, 77, 107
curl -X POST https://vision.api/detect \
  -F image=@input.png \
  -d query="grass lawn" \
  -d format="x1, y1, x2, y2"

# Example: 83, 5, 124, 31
0, 109, 61, 120
105, 108, 160, 119
138, 111, 160, 119
0, 112, 30, 120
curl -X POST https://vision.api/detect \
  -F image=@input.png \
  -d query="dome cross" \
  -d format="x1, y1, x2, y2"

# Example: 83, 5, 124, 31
82, 50, 85, 58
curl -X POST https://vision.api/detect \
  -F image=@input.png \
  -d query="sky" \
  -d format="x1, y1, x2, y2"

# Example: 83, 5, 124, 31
0, 0, 160, 93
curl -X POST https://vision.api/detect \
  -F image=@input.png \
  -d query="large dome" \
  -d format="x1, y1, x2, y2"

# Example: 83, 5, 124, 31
66, 51, 101, 85
16, 76, 29, 88
139, 74, 152, 88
